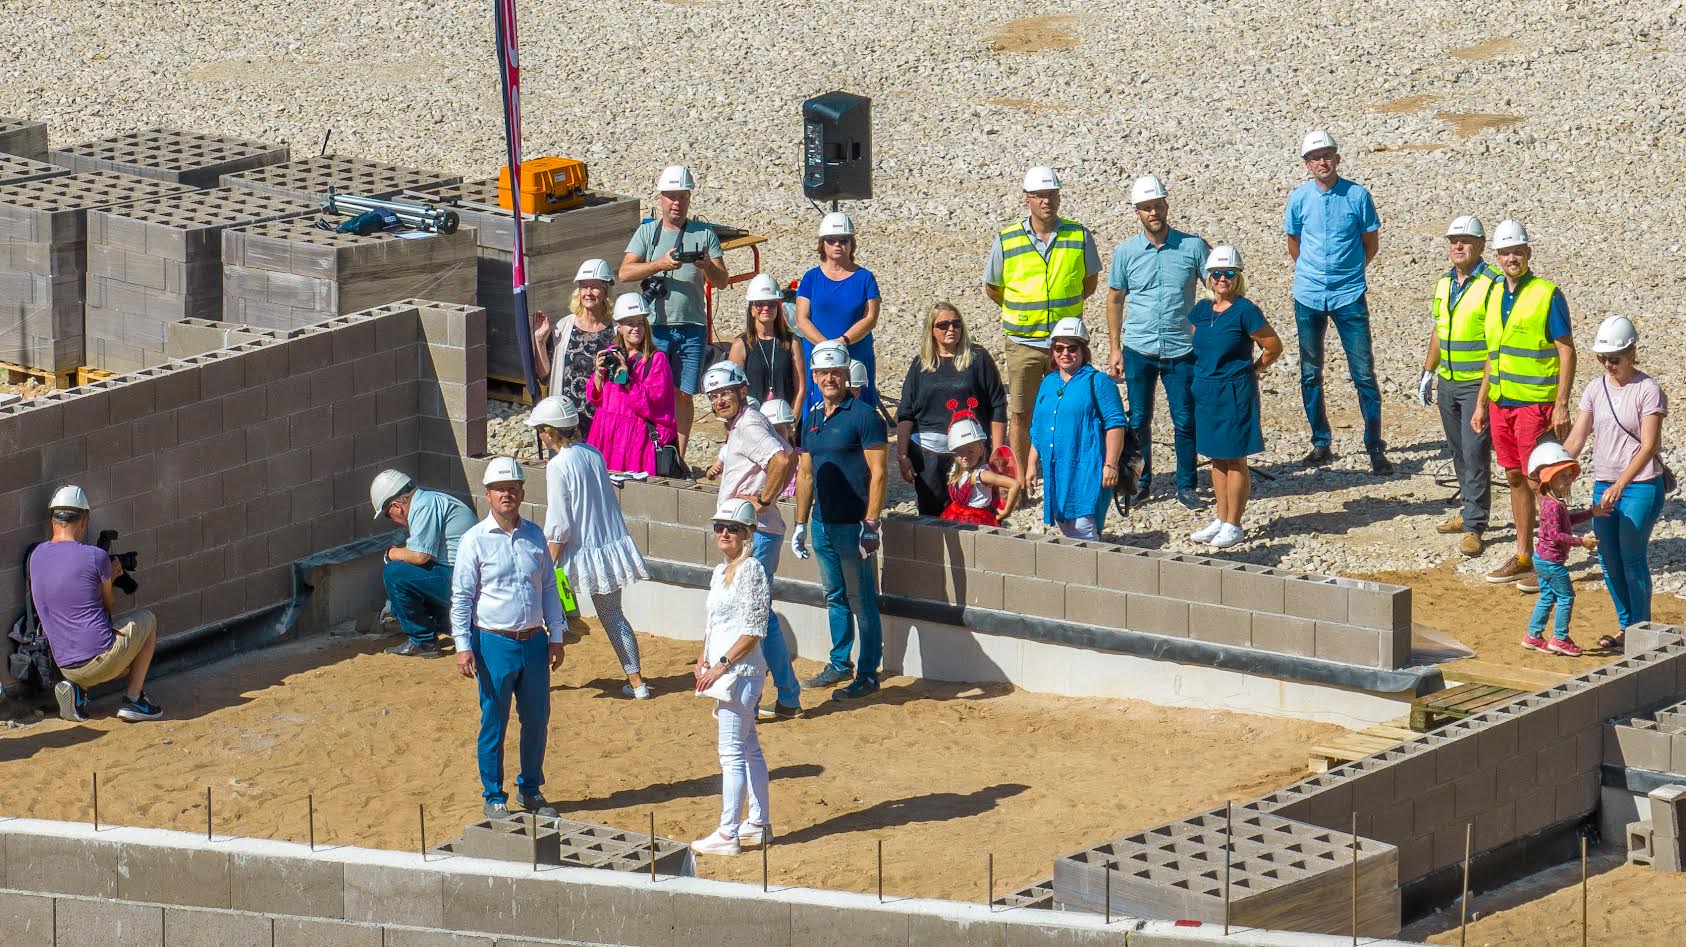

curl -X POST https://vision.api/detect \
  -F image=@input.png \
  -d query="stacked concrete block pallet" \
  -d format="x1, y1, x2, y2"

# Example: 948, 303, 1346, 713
84, 187, 316, 370
1053, 809, 1400, 937
219, 153, 461, 203
49, 126, 288, 188
0, 170, 198, 372
0, 153, 69, 187
441, 816, 693, 876
0, 116, 49, 161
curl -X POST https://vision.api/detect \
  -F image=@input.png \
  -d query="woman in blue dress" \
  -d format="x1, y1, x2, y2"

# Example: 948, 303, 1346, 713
1027, 317, 1128, 539
1186, 245, 1282, 549
794, 211, 880, 423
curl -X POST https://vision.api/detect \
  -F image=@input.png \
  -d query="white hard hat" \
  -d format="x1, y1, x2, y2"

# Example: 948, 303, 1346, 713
482, 456, 525, 486
49, 484, 89, 513
810, 340, 851, 371
614, 294, 650, 322
947, 417, 986, 451
702, 360, 748, 394
1592, 315, 1639, 354
1130, 175, 1168, 205
525, 395, 580, 430
745, 273, 783, 303
1050, 317, 1089, 344
1445, 216, 1485, 240
759, 399, 797, 425
656, 164, 695, 192
818, 212, 855, 238
1205, 245, 1244, 272
1022, 166, 1061, 192
712, 498, 757, 529
848, 359, 869, 389
573, 259, 614, 284
1300, 130, 1338, 157
1490, 219, 1529, 250
1526, 440, 1578, 481
369, 469, 413, 520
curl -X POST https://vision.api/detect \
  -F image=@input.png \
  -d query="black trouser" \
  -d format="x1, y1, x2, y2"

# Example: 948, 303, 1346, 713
907, 440, 952, 517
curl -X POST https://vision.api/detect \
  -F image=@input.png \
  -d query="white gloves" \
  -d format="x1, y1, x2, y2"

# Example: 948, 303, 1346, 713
790, 523, 810, 560
1416, 370, 1434, 407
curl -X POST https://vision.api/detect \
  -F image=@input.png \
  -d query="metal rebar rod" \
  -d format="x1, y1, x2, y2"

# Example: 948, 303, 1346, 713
1224, 801, 1233, 936
1581, 835, 1588, 947
649, 812, 657, 882
987, 853, 994, 912
1104, 862, 1111, 925
1350, 813, 1359, 947
761, 832, 768, 893
206, 787, 212, 841
877, 840, 882, 903
419, 804, 427, 862
91, 773, 98, 832
308, 794, 314, 852
531, 813, 538, 872
1459, 823, 1472, 947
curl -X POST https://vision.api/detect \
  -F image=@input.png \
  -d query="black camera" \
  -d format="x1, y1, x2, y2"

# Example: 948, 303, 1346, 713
640, 275, 670, 300
95, 529, 139, 595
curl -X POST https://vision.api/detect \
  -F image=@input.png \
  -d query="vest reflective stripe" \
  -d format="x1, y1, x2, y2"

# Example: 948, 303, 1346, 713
1432, 264, 1499, 382
1483, 275, 1561, 404
999, 219, 1089, 340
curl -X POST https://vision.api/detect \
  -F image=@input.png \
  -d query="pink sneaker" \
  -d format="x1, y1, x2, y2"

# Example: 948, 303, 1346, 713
1548, 637, 1583, 657
1520, 634, 1549, 653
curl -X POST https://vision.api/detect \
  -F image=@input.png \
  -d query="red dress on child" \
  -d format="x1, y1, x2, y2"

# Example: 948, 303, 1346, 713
941, 468, 999, 526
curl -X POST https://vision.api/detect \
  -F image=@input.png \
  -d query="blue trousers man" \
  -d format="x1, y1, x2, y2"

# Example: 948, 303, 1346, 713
1122, 348, 1197, 501
383, 559, 452, 647
751, 531, 803, 711
808, 521, 883, 687
1296, 294, 1386, 463
471, 630, 550, 807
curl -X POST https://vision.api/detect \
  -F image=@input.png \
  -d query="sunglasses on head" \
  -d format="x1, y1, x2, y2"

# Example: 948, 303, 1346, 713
933, 319, 962, 331
1208, 270, 1238, 280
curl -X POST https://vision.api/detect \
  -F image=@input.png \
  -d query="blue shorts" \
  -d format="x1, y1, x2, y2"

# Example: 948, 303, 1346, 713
651, 323, 707, 395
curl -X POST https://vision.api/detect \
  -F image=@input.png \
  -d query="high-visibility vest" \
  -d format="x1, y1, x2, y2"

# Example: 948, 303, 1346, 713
1483, 274, 1562, 404
1432, 263, 1501, 382
998, 218, 1090, 341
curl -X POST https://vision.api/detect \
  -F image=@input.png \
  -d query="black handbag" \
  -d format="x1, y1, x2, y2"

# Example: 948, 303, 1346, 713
646, 420, 690, 480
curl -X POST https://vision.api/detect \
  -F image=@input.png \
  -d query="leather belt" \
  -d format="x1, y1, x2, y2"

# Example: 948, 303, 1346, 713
478, 626, 544, 641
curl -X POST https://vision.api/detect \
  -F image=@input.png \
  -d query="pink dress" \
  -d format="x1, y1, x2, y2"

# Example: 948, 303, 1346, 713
586, 350, 678, 474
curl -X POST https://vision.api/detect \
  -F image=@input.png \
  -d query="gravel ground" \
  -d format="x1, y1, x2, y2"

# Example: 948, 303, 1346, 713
9, 1, 1686, 589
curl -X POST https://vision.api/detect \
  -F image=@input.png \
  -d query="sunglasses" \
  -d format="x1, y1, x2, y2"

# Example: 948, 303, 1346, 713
712, 522, 748, 534
1208, 270, 1238, 280
822, 236, 852, 245
1050, 342, 1084, 354
933, 319, 962, 332
1597, 353, 1627, 365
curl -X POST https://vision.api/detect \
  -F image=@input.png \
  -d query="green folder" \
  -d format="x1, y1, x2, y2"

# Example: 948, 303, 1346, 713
555, 566, 579, 617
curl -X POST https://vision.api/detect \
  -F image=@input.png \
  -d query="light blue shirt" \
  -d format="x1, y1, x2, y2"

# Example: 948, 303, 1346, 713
1284, 177, 1380, 310
449, 514, 567, 651
1108, 228, 1210, 358
401, 487, 477, 566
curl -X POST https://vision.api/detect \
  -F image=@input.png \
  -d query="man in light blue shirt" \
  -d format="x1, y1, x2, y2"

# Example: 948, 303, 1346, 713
1104, 175, 1210, 509
450, 457, 568, 820
374, 470, 478, 658
1284, 130, 1391, 475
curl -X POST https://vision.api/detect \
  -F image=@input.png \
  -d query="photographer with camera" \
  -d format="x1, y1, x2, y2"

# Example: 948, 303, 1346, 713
27, 486, 161, 723
586, 295, 680, 476
618, 165, 728, 464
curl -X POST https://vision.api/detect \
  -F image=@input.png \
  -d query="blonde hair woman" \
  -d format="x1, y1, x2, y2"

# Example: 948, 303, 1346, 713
533, 260, 618, 436
894, 302, 1008, 515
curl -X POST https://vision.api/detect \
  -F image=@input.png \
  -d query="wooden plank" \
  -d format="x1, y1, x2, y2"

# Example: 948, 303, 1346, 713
1442, 658, 1570, 692
1441, 684, 1507, 713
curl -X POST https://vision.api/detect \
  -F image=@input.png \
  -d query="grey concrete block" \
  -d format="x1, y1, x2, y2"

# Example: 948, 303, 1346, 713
344, 862, 444, 927
162, 906, 271, 947
1158, 555, 1223, 603
1094, 547, 1159, 594
974, 530, 1036, 575
1125, 594, 1188, 638
1063, 584, 1127, 629
1249, 612, 1315, 658
790, 902, 908, 947
5, 833, 121, 897
670, 890, 791, 947
1606, 721, 1675, 772
1004, 575, 1065, 620
1347, 583, 1409, 632
441, 873, 560, 939
1188, 603, 1252, 647
1650, 784, 1686, 838
1220, 565, 1285, 613
229, 851, 344, 917
57, 897, 163, 947
0, 890, 53, 947
273, 916, 382, 947
1283, 577, 1348, 622
1314, 621, 1383, 667
1036, 538, 1097, 586
118, 842, 231, 908
556, 882, 673, 946
383, 929, 496, 947
1413, 782, 1454, 836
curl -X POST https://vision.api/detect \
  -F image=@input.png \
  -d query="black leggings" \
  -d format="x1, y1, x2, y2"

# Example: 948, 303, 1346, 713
907, 440, 953, 517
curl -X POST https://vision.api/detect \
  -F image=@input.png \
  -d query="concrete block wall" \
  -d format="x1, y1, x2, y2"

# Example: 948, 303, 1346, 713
0, 116, 49, 162
0, 170, 199, 371
49, 127, 289, 189
165, 317, 296, 359
0, 153, 68, 187
85, 188, 316, 371
221, 215, 478, 330
1605, 717, 1686, 776
219, 153, 460, 203
441, 816, 692, 876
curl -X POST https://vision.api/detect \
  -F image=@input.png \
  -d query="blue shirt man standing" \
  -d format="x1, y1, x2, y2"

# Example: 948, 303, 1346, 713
1284, 130, 1391, 475
372, 469, 478, 658
1104, 174, 1210, 510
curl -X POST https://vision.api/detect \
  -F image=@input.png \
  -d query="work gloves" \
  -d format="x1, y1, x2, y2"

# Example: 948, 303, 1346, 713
1416, 371, 1435, 407
790, 523, 810, 560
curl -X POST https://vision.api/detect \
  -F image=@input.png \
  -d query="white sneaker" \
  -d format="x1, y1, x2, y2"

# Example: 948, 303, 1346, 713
622, 683, 652, 700
738, 823, 771, 846
690, 829, 741, 856
1190, 519, 1224, 543
1210, 523, 1245, 549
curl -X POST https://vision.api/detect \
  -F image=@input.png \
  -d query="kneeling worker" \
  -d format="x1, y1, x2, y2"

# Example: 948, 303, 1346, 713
372, 469, 478, 658
30, 486, 161, 722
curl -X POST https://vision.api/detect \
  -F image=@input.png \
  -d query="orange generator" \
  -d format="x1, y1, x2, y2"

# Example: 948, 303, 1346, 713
498, 157, 588, 213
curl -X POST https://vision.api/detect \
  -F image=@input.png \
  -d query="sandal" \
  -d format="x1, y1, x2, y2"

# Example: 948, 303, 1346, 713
1596, 633, 1624, 654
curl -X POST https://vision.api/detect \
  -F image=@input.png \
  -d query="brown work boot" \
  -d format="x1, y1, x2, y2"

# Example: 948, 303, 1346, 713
1486, 554, 1534, 584
1459, 532, 1484, 557
1436, 515, 1465, 535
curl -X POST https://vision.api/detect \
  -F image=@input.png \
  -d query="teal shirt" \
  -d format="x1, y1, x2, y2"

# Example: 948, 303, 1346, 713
402, 488, 477, 566
624, 219, 724, 327
1108, 228, 1210, 358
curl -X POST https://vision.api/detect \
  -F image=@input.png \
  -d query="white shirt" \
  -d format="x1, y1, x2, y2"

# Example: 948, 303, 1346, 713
542, 442, 649, 594
449, 513, 567, 651
717, 407, 791, 534
703, 557, 770, 678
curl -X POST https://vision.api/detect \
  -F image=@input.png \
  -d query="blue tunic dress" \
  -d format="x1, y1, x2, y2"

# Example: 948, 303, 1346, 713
1029, 364, 1128, 526
1189, 297, 1267, 460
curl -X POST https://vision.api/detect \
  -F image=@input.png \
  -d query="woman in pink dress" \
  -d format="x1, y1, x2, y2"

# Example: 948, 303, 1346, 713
587, 295, 678, 474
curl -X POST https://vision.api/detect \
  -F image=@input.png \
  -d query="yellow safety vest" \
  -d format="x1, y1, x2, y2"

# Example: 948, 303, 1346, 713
1432, 263, 1500, 382
1483, 273, 1562, 404
998, 218, 1090, 341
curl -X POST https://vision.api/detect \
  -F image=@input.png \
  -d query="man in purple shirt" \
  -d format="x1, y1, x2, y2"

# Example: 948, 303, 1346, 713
27, 486, 162, 723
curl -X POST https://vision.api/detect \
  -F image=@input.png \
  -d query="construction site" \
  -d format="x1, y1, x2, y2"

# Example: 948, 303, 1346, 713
5, 3, 1686, 945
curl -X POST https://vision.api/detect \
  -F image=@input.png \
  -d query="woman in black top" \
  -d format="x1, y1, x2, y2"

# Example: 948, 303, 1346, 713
728, 273, 806, 411
896, 302, 1008, 516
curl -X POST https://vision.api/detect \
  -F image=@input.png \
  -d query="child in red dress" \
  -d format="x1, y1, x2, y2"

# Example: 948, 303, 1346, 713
940, 402, 1021, 526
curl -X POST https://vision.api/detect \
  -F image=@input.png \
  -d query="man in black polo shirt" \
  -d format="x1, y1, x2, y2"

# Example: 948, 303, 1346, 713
791, 340, 888, 700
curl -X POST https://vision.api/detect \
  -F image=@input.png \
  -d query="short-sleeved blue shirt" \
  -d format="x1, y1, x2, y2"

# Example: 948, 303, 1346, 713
802, 396, 887, 524
1189, 298, 1268, 382
1029, 365, 1128, 525
797, 266, 881, 411
402, 487, 478, 566
1108, 229, 1210, 358
1284, 177, 1380, 310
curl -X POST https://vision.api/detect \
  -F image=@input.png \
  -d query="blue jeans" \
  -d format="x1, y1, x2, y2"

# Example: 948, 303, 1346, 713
1295, 294, 1383, 452
1122, 347, 1197, 492
751, 530, 802, 706
810, 520, 882, 681
1592, 478, 1664, 630
651, 323, 707, 395
383, 558, 453, 646
1528, 559, 1575, 640
471, 629, 550, 804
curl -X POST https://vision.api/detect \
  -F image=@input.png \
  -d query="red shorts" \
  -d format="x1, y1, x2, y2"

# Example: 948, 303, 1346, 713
1490, 402, 1554, 471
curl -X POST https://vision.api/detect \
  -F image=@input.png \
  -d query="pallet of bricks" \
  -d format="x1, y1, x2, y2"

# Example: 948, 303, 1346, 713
0, 153, 68, 188
49, 126, 288, 188
0, 171, 198, 380
219, 153, 460, 203
82, 188, 317, 371
0, 117, 48, 162
421, 179, 638, 382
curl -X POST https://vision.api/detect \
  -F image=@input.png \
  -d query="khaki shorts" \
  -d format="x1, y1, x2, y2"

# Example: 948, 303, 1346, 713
60, 610, 156, 687
1004, 341, 1051, 415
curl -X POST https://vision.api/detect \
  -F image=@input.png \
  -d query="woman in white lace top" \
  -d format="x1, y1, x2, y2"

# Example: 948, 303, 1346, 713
690, 499, 772, 857
525, 396, 653, 699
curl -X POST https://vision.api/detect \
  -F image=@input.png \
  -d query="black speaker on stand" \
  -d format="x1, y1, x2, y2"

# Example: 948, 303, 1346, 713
802, 91, 872, 204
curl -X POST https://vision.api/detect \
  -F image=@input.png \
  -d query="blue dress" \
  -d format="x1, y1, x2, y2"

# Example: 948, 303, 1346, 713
797, 265, 880, 420
1029, 364, 1128, 526
1189, 297, 1267, 460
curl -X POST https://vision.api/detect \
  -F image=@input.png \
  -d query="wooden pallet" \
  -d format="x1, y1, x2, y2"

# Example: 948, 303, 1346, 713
486, 372, 534, 406
1410, 682, 1527, 731
1308, 722, 1419, 771
1441, 658, 1572, 692
77, 366, 113, 385
0, 360, 75, 390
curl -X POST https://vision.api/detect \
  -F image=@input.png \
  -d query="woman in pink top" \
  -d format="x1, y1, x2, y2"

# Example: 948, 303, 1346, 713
1564, 316, 1669, 652
587, 295, 678, 475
